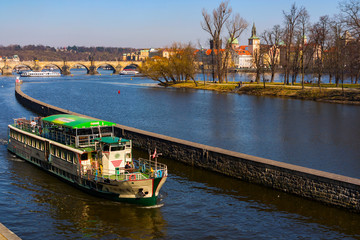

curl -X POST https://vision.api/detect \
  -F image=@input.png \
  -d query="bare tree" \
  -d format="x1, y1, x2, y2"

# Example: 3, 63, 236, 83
201, 1, 248, 83
253, 45, 268, 87
340, 1, 360, 85
297, 7, 310, 89
282, 3, 303, 85
261, 25, 281, 83
310, 15, 331, 89
326, 19, 346, 87
340, 0, 360, 40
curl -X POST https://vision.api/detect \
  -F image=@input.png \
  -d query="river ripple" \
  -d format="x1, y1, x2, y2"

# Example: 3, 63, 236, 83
0, 73, 359, 239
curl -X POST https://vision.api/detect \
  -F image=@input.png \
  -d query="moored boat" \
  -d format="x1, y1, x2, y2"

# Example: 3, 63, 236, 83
20, 71, 61, 77
7, 114, 167, 206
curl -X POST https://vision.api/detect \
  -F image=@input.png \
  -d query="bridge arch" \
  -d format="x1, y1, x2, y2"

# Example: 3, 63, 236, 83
40, 63, 62, 72
95, 63, 117, 74
124, 63, 140, 69
68, 63, 90, 75
13, 64, 33, 71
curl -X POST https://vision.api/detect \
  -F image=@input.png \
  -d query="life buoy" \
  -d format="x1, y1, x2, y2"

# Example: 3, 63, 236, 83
129, 174, 136, 181
156, 170, 162, 178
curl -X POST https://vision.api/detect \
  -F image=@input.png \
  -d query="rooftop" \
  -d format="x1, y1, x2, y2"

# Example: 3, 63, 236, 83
42, 114, 116, 129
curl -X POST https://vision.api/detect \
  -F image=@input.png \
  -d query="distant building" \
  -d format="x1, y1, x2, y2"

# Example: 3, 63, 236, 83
247, 23, 261, 56
0, 55, 20, 62
122, 48, 161, 61
229, 23, 260, 68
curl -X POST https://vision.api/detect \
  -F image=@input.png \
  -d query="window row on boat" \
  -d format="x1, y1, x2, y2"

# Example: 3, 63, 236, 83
50, 145, 78, 164
9, 128, 79, 164
10, 129, 45, 150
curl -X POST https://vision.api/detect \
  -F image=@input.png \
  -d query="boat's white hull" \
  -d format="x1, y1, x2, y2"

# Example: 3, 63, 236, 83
20, 71, 61, 77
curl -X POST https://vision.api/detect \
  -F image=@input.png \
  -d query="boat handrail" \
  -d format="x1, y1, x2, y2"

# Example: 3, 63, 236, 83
137, 158, 168, 172
81, 158, 168, 182
76, 133, 113, 147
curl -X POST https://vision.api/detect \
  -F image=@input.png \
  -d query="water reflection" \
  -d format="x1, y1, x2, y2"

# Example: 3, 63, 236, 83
5, 149, 166, 239
134, 149, 360, 239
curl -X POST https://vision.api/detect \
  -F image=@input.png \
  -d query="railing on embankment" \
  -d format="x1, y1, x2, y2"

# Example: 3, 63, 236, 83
14, 82, 360, 213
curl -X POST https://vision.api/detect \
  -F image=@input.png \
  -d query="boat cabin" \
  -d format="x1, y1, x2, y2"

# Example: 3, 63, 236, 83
40, 114, 132, 176
41, 114, 116, 148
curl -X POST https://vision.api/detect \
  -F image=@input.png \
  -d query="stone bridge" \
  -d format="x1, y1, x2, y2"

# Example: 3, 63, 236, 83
0, 60, 143, 76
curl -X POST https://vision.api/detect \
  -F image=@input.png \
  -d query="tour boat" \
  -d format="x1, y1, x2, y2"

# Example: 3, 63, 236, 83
7, 114, 168, 206
119, 69, 139, 75
20, 71, 61, 77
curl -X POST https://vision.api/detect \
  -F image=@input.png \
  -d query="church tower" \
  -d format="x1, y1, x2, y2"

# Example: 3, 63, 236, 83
248, 23, 260, 55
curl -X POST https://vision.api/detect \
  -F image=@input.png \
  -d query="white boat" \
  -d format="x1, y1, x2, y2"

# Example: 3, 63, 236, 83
120, 69, 139, 75
7, 114, 168, 206
20, 71, 61, 77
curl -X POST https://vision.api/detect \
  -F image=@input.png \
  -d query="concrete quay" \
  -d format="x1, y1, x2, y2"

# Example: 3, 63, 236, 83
13, 82, 360, 213
0, 223, 21, 240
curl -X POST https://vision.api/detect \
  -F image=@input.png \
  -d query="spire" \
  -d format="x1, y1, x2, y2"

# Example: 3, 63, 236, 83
251, 23, 257, 38
249, 22, 259, 40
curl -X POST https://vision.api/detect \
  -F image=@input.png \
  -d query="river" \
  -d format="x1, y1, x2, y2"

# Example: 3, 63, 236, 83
0, 71, 359, 239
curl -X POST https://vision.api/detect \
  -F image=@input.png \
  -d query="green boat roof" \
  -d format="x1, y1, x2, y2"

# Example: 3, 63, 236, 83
93, 136, 130, 144
42, 114, 116, 129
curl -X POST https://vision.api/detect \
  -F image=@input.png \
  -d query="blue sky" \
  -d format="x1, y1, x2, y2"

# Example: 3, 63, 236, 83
0, 0, 341, 49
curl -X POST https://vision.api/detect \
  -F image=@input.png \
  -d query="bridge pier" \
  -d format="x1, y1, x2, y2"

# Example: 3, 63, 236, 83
1, 65, 13, 76
113, 65, 122, 75
61, 65, 71, 75
88, 65, 98, 75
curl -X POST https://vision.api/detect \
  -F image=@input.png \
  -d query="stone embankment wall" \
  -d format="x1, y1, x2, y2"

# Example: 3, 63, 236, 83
15, 83, 360, 212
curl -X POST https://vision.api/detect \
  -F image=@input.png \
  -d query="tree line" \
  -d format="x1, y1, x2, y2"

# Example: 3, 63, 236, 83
201, 0, 360, 87
257, 0, 360, 88
141, 1, 359, 87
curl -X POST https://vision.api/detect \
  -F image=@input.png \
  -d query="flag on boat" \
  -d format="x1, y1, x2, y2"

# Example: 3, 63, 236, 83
152, 148, 157, 158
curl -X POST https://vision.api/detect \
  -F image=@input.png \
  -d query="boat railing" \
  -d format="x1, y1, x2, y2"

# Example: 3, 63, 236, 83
45, 131, 76, 146
136, 158, 168, 178
81, 158, 168, 183
83, 169, 149, 182
76, 133, 113, 147
13, 117, 41, 135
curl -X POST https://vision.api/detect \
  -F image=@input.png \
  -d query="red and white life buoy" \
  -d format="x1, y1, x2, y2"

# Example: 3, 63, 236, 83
129, 174, 136, 181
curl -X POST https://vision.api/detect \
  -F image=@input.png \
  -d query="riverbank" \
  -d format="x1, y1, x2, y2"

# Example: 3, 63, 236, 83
168, 81, 360, 105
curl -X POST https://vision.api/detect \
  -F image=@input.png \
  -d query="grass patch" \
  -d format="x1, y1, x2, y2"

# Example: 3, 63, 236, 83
168, 81, 360, 104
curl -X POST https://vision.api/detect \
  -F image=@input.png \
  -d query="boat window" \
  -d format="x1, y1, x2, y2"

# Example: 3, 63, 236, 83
77, 128, 93, 136
111, 146, 125, 151
103, 145, 109, 152
101, 127, 113, 133
81, 153, 88, 160
62, 151, 67, 160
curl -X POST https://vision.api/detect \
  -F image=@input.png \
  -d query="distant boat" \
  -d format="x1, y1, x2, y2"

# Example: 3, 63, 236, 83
120, 69, 139, 75
20, 71, 61, 77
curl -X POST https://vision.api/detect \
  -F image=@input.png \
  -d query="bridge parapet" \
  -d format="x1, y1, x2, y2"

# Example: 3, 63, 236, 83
0, 60, 142, 76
